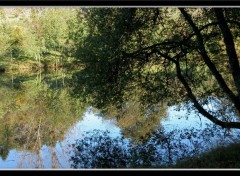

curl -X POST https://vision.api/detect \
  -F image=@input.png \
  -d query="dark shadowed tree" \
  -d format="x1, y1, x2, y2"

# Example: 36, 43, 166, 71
73, 8, 240, 129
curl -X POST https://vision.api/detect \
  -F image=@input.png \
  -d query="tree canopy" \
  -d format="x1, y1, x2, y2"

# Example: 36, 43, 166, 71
73, 8, 240, 129
0, 8, 84, 69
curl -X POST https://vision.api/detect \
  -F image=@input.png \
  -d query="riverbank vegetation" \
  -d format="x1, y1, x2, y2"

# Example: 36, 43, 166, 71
0, 8, 86, 72
175, 143, 240, 168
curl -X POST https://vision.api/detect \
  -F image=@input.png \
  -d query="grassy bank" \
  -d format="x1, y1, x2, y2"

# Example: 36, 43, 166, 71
175, 143, 240, 168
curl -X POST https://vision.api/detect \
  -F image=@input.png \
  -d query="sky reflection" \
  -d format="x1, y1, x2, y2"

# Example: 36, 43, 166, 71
0, 102, 239, 168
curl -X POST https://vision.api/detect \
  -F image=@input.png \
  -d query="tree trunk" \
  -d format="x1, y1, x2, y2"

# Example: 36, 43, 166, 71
175, 60, 240, 129
179, 8, 240, 115
214, 8, 240, 114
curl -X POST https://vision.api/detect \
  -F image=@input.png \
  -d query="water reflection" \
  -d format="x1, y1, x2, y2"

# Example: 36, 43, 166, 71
0, 100, 239, 168
0, 108, 120, 168
0, 71, 86, 168
0, 71, 239, 168
69, 106, 240, 168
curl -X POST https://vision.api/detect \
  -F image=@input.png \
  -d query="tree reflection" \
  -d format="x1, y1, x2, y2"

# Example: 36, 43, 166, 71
96, 88, 168, 142
0, 125, 11, 160
70, 126, 239, 168
0, 71, 86, 167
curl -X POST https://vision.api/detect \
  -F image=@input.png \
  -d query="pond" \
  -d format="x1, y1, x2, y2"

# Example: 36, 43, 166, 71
0, 70, 239, 168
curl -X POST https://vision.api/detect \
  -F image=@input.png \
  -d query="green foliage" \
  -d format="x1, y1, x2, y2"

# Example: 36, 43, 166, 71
41, 9, 69, 53
73, 9, 158, 108
0, 30, 11, 58
65, 9, 88, 57
0, 10, 11, 58
9, 26, 40, 59
72, 8, 240, 129
0, 8, 84, 70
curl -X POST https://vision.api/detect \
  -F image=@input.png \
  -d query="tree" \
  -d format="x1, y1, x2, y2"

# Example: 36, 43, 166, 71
40, 8, 78, 56
35, 8, 83, 68
73, 8, 240, 129
9, 25, 40, 60
0, 9, 11, 58
1, 7, 86, 71
64, 8, 88, 58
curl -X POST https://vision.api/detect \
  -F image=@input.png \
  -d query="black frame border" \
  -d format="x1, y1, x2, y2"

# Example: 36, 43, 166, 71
0, 0, 240, 6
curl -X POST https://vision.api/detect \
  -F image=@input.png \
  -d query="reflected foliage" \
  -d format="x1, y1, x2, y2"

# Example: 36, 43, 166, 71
70, 127, 239, 168
71, 130, 130, 168
0, 71, 86, 160
100, 94, 168, 142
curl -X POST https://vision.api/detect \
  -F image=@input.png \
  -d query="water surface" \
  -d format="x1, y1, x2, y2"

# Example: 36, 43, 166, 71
0, 71, 239, 168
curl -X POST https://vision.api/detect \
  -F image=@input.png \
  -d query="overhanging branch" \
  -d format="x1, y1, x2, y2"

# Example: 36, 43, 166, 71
175, 59, 240, 129
179, 8, 239, 112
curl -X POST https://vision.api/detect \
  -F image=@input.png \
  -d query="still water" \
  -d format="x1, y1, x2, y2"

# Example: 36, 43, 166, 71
0, 71, 239, 168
